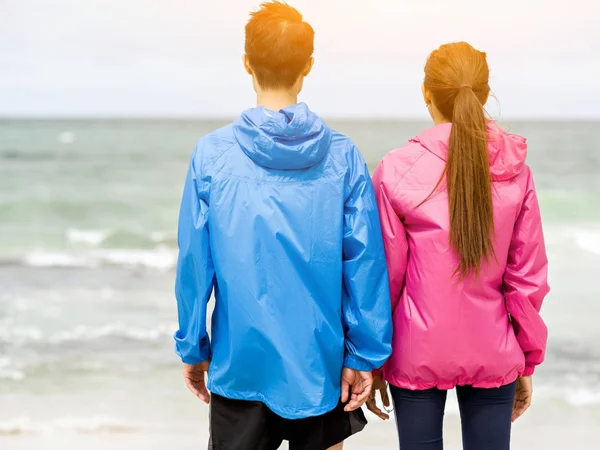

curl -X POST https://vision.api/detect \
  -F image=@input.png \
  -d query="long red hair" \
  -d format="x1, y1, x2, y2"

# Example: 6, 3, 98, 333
424, 42, 493, 278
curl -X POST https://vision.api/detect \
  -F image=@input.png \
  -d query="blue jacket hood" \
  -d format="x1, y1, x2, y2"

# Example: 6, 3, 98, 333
233, 102, 332, 170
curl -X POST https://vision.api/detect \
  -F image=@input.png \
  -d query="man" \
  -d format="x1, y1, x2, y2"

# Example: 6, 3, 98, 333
174, 2, 392, 449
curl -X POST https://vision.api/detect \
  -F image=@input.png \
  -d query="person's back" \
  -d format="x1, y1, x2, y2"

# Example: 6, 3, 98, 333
173, 2, 392, 449
376, 121, 547, 388
370, 42, 549, 450
190, 104, 389, 411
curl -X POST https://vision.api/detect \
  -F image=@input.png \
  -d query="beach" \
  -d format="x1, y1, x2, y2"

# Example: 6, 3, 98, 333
1, 119, 599, 449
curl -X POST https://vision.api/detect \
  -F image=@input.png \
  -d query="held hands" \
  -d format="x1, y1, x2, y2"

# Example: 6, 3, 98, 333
341, 368, 373, 412
183, 360, 211, 404
512, 376, 533, 422
365, 374, 391, 420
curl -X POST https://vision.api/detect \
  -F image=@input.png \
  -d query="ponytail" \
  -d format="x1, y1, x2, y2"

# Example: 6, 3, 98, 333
447, 86, 494, 278
423, 42, 494, 278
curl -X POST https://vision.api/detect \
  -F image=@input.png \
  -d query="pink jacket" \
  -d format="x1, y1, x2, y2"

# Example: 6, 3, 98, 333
373, 122, 549, 390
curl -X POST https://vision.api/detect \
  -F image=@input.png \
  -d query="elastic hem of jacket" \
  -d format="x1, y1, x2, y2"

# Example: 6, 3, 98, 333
344, 354, 374, 372
207, 382, 340, 420
383, 369, 523, 390
522, 365, 536, 376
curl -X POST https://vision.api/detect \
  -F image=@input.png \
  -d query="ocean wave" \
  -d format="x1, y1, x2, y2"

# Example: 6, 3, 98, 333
566, 389, 600, 406
0, 323, 175, 347
438, 385, 600, 416
66, 228, 111, 246
534, 385, 600, 407
64, 227, 177, 249
0, 357, 25, 381
150, 231, 176, 243
50, 323, 174, 344
0, 326, 43, 345
0, 416, 139, 436
22, 248, 177, 271
21, 252, 93, 268
572, 229, 600, 255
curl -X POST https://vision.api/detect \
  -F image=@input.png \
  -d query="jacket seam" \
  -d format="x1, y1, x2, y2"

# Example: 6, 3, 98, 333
202, 141, 238, 173
209, 170, 341, 185
391, 150, 427, 198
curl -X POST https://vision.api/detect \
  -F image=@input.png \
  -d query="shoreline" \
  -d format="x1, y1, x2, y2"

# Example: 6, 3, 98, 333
1, 395, 599, 449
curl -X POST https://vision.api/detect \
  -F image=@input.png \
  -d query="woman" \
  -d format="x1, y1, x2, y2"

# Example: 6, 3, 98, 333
367, 42, 550, 450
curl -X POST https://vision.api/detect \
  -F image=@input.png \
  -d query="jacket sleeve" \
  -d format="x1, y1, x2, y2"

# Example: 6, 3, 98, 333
503, 168, 550, 375
174, 150, 215, 364
371, 158, 408, 314
341, 147, 393, 372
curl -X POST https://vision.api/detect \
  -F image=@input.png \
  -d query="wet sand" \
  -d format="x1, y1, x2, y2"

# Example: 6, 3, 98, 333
2, 399, 599, 450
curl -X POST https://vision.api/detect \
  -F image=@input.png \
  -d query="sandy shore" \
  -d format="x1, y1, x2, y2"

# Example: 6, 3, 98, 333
2, 400, 599, 450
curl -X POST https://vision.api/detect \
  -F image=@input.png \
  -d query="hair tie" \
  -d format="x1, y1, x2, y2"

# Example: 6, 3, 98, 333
459, 84, 472, 89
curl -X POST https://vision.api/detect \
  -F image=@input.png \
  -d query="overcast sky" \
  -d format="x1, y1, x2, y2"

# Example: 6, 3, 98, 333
1, 0, 599, 118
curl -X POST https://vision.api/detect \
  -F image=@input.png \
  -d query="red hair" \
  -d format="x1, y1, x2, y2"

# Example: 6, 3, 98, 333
424, 42, 493, 278
245, 1, 314, 89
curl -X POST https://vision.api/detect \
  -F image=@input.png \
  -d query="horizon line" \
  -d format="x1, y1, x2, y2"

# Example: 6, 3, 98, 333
1, 115, 599, 122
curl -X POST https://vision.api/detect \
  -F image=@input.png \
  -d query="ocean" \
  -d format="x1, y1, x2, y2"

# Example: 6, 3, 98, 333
1, 119, 599, 449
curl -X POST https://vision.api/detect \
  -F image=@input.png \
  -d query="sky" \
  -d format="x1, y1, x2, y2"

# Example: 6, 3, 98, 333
1, 0, 599, 118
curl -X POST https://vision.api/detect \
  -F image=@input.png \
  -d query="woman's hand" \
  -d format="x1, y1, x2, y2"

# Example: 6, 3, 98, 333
365, 374, 391, 420
512, 376, 533, 422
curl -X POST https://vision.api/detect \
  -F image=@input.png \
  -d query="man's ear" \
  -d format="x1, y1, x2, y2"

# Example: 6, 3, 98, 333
242, 54, 253, 75
303, 57, 315, 77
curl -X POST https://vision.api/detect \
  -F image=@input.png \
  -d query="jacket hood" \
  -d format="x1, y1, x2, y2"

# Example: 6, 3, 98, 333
233, 103, 332, 170
411, 121, 528, 181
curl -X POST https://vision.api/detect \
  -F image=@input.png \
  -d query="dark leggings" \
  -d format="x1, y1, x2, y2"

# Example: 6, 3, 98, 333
390, 382, 517, 450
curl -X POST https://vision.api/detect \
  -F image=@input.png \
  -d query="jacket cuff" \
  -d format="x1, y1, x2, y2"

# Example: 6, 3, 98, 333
175, 335, 211, 365
522, 365, 536, 376
372, 368, 382, 377
344, 354, 374, 372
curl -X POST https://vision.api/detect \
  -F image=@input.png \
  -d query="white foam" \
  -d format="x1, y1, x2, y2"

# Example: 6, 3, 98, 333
57, 131, 76, 144
22, 248, 177, 271
0, 323, 174, 346
150, 230, 176, 244
0, 371, 25, 381
573, 230, 600, 255
0, 416, 138, 435
531, 384, 600, 407
0, 326, 43, 345
95, 248, 176, 271
0, 357, 25, 381
66, 228, 110, 246
150, 231, 167, 242
49, 323, 174, 344
23, 251, 95, 268
566, 388, 600, 406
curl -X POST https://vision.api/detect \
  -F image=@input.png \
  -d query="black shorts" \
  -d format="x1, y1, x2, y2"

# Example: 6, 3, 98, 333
208, 393, 367, 450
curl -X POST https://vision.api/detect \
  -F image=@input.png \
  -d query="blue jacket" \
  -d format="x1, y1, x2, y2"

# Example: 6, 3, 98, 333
174, 103, 392, 419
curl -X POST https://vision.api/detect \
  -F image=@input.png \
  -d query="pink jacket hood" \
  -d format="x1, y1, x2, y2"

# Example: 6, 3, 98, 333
411, 122, 528, 181
373, 122, 549, 390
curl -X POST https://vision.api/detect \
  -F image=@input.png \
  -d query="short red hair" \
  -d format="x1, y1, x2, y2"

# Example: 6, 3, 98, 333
245, 1, 315, 89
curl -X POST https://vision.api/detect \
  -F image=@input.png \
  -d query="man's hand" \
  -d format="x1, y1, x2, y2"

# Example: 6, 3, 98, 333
183, 360, 211, 404
512, 376, 533, 422
341, 367, 373, 412
365, 373, 391, 420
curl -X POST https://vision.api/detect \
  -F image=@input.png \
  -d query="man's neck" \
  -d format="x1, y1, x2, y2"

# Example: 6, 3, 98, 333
256, 90, 298, 112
